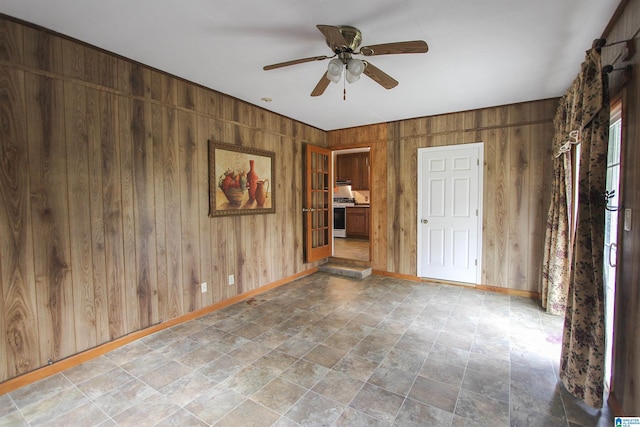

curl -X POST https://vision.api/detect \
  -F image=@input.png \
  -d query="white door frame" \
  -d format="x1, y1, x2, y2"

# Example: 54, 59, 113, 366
417, 142, 484, 284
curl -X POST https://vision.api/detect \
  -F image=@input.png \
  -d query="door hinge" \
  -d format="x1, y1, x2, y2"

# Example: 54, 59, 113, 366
475, 209, 478, 216
475, 259, 478, 266
477, 159, 480, 166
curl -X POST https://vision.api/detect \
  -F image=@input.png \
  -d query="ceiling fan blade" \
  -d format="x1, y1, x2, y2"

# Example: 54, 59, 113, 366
310, 74, 331, 97
263, 55, 329, 71
359, 40, 428, 56
316, 25, 349, 49
363, 62, 398, 89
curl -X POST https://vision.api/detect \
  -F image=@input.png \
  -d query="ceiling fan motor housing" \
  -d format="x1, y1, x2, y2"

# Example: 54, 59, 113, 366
327, 25, 363, 53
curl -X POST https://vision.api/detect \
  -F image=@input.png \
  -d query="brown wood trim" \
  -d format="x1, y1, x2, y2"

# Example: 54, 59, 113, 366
391, 118, 555, 142
607, 392, 624, 416
372, 270, 422, 282
0, 267, 317, 396
372, 270, 541, 299
602, 0, 631, 38
476, 284, 540, 299
328, 141, 379, 149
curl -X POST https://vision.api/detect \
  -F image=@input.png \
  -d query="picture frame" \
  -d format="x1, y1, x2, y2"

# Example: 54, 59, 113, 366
208, 140, 275, 217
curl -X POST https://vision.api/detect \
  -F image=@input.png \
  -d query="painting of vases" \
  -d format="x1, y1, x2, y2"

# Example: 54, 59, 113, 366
209, 141, 275, 217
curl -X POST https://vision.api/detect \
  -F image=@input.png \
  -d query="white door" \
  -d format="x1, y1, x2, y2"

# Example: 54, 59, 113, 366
417, 143, 483, 283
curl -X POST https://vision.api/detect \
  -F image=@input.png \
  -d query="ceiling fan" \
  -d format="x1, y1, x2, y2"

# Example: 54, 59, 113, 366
263, 25, 429, 97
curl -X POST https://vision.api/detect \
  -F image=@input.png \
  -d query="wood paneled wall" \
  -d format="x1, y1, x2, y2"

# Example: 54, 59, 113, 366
0, 17, 324, 383
328, 99, 558, 292
601, 0, 640, 415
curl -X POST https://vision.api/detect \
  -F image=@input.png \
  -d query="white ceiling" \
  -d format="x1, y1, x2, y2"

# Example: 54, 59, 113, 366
2, 0, 619, 131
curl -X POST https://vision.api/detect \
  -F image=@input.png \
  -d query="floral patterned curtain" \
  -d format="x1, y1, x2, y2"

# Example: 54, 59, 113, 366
556, 48, 609, 409
541, 95, 575, 315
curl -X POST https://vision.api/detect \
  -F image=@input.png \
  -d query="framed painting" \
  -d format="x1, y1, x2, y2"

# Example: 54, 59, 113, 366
208, 140, 275, 217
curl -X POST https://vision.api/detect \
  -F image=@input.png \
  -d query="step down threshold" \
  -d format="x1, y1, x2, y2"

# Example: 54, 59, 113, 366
318, 262, 372, 280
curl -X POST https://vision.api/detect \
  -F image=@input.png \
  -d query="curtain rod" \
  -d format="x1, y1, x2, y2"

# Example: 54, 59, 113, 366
593, 38, 635, 63
593, 38, 628, 49
602, 64, 632, 75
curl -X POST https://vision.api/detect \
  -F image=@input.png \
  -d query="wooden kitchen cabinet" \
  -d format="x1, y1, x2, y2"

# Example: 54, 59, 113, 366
336, 153, 369, 190
346, 207, 369, 239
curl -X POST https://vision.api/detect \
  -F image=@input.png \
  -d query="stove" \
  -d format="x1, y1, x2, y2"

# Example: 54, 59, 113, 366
333, 198, 354, 238
333, 198, 355, 207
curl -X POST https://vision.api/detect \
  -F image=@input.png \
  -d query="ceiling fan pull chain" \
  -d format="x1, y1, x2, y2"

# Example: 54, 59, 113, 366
343, 77, 347, 100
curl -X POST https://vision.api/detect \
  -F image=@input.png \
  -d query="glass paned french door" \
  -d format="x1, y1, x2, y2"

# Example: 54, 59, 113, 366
304, 145, 332, 262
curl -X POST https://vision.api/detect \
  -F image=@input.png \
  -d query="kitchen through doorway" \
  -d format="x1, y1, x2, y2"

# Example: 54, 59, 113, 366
332, 147, 371, 262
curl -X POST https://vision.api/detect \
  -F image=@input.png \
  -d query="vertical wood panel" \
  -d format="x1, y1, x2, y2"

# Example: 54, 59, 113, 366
61, 38, 84, 80
22, 27, 62, 74
84, 48, 117, 89
507, 123, 530, 290
197, 115, 212, 307
117, 97, 139, 332
177, 80, 196, 111
370, 139, 388, 272
129, 63, 148, 98
0, 19, 24, 64
163, 106, 183, 319
403, 138, 419, 274
387, 140, 401, 272
482, 128, 497, 285
64, 81, 97, 350
0, 66, 39, 379
207, 121, 224, 303
152, 104, 168, 321
213, 216, 230, 303
493, 112, 510, 287
116, 58, 131, 94
289, 139, 303, 275
178, 110, 201, 312
131, 99, 158, 328
229, 216, 241, 295
278, 137, 292, 278
86, 87, 110, 343
26, 74, 76, 363
263, 133, 277, 284
100, 91, 127, 340
528, 102, 551, 292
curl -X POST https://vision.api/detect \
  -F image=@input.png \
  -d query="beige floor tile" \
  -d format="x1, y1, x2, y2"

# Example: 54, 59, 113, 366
5, 272, 614, 426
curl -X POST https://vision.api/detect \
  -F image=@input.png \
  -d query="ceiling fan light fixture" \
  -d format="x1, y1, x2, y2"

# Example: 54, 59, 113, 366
345, 59, 365, 83
326, 58, 343, 83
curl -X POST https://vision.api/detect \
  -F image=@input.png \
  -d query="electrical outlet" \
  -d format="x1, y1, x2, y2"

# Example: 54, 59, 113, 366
228, 274, 235, 286
200, 282, 207, 293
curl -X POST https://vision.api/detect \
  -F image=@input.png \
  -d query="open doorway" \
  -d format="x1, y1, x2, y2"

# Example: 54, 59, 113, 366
604, 100, 622, 391
332, 147, 370, 262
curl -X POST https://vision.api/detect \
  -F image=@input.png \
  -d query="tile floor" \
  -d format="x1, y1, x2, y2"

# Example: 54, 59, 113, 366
0, 273, 614, 426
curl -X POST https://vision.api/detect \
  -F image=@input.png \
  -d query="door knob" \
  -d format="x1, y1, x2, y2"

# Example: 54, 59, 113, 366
421, 219, 428, 224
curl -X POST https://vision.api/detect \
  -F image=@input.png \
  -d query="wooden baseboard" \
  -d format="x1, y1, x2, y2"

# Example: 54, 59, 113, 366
476, 284, 540, 299
0, 267, 317, 396
371, 270, 422, 282
371, 269, 540, 299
